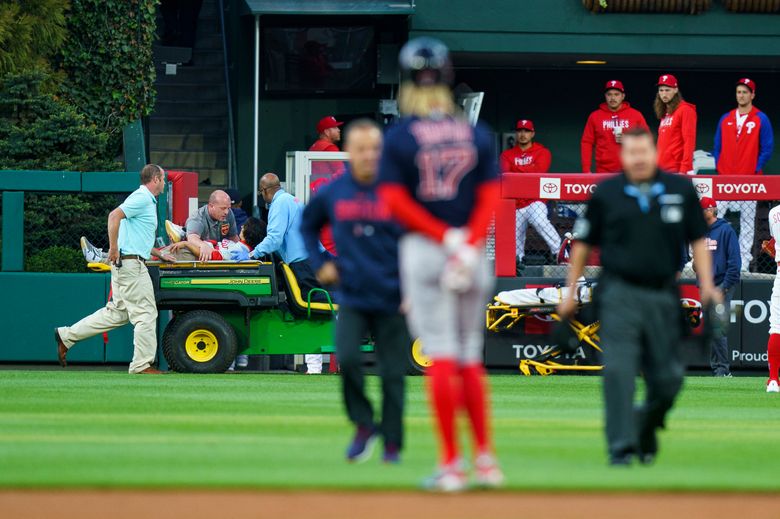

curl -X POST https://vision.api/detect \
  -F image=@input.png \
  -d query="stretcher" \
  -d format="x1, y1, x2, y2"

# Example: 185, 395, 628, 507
486, 283, 702, 376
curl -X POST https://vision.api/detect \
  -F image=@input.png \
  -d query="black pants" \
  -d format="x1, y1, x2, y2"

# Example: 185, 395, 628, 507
289, 259, 330, 304
599, 277, 684, 458
710, 285, 734, 376
335, 306, 408, 448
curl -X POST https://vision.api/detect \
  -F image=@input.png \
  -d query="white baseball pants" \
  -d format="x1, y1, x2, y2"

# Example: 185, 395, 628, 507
515, 202, 562, 262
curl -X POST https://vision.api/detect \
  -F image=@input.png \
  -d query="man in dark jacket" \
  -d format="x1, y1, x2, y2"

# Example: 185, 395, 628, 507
699, 197, 741, 376
301, 118, 409, 464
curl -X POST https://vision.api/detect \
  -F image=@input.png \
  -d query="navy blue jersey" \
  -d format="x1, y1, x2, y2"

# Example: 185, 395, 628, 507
301, 172, 403, 312
378, 115, 498, 228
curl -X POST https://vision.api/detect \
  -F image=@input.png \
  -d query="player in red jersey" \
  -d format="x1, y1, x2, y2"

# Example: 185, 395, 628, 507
499, 119, 561, 265
714, 78, 774, 271
581, 80, 648, 173
655, 74, 697, 175
309, 115, 346, 179
377, 37, 504, 492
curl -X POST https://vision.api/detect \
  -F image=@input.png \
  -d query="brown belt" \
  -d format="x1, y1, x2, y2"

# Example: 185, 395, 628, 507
120, 255, 142, 260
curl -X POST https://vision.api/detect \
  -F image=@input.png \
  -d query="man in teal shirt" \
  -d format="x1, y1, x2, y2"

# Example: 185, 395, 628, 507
55, 164, 174, 374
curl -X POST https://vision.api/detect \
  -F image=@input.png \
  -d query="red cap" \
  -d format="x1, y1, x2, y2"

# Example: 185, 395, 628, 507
604, 80, 624, 92
737, 77, 756, 92
700, 197, 717, 209
657, 74, 678, 88
515, 119, 535, 131
316, 116, 343, 134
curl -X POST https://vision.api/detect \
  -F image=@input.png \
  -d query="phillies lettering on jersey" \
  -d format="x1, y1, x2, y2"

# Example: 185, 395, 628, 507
581, 102, 648, 173
378, 115, 497, 228
713, 106, 774, 175
657, 101, 697, 174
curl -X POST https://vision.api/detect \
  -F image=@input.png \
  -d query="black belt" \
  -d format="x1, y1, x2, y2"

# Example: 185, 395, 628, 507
120, 254, 142, 260
604, 271, 676, 291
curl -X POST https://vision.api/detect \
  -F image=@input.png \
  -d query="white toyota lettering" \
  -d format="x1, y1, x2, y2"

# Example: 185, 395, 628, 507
564, 183, 597, 195
716, 183, 767, 195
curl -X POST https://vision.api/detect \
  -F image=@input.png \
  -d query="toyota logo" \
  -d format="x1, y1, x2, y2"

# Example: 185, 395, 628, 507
543, 183, 558, 194
695, 183, 709, 194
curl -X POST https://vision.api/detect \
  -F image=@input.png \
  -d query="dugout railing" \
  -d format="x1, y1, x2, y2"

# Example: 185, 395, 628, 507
486, 172, 779, 371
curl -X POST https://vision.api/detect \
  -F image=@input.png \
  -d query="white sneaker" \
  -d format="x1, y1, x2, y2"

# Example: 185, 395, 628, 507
165, 220, 185, 243
767, 380, 779, 393
80, 236, 107, 263
421, 462, 468, 493
474, 453, 505, 489
236, 354, 249, 368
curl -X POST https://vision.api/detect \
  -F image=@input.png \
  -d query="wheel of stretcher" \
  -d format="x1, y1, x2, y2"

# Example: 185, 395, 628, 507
407, 338, 432, 374
162, 310, 238, 373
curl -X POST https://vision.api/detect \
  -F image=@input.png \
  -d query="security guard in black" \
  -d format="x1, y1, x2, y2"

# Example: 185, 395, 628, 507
578, 171, 707, 285
572, 169, 708, 465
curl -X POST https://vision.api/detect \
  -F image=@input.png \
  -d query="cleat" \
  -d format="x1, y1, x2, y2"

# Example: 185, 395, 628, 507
474, 453, 505, 488
346, 425, 377, 463
80, 236, 107, 263
382, 443, 401, 464
767, 380, 779, 393
165, 220, 185, 243
421, 462, 468, 493
609, 454, 633, 467
236, 354, 249, 368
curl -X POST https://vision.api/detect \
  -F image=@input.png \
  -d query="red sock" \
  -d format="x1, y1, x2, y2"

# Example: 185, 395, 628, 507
768, 334, 780, 381
459, 363, 492, 455
426, 359, 459, 465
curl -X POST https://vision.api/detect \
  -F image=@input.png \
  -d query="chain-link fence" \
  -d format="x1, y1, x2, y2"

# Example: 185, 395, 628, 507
507, 197, 778, 279
23, 192, 121, 272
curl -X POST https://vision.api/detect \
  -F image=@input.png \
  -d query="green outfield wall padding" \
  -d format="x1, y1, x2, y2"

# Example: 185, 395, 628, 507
2, 191, 23, 272
0, 273, 134, 363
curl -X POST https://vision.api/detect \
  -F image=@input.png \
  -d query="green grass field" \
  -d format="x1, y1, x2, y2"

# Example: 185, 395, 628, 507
0, 371, 777, 491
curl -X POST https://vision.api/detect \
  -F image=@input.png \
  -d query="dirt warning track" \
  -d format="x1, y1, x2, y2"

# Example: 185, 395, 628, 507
2, 490, 780, 519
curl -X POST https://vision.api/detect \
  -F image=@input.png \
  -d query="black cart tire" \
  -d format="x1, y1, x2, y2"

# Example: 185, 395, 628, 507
162, 310, 238, 373
407, 337, 432, 375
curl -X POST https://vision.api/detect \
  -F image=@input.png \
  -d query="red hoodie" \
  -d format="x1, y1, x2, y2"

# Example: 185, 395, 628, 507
499, 142, 552, 208
581, 102, 648, 173
657, 101, 697, 174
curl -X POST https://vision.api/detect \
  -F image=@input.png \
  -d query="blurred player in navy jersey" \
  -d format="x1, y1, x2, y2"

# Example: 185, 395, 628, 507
377, 37, 503, 492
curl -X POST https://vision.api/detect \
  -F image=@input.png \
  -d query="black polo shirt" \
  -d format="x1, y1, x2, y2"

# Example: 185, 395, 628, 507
575, 170, 706, 285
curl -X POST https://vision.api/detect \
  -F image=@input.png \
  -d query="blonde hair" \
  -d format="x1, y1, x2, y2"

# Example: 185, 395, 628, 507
398, 81, 457, 117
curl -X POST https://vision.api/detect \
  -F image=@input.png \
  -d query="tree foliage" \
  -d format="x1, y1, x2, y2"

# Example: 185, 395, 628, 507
0, 70, 116, 171
60, 0, 158, 155
0, 0, 69, 75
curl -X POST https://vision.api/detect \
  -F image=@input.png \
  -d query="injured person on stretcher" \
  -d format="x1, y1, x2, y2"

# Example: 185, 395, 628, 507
80, 217, 267, 265
487, 280, 702, 376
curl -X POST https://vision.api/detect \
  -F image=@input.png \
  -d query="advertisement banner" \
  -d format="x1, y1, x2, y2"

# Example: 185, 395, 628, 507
502, 173, 780, 202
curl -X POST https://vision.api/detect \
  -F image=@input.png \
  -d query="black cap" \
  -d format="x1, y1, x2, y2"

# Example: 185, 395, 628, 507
224, 188, 241, 204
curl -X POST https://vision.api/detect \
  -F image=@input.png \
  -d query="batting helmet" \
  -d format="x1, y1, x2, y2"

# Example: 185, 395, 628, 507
399, 37, 453, 86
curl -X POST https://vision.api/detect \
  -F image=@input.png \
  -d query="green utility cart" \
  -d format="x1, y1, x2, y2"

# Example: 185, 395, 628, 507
142, 260, 430, 374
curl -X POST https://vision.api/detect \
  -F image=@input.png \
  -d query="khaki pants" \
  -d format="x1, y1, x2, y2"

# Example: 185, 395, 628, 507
58, 259, 158, 374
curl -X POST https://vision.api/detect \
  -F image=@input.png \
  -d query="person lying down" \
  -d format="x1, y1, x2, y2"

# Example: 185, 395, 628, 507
80, 217, 267, 264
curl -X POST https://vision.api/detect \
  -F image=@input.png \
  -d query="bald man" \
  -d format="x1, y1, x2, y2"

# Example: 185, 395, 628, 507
251, 173, 328, 374
182, 190, 240, 262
